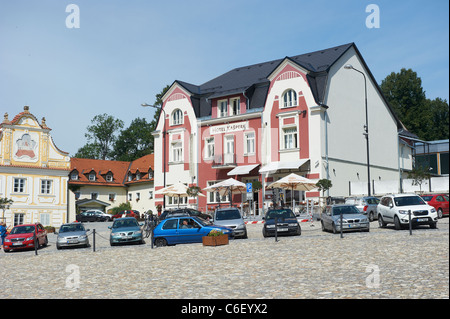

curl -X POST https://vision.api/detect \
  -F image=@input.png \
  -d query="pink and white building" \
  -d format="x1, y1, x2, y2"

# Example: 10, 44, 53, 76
151, 43, 413, 213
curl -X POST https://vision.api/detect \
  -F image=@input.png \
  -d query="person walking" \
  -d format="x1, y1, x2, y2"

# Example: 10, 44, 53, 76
0, 221, 7, 249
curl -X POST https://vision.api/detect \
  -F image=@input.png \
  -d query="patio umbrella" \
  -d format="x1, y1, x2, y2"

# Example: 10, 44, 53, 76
203, 178, 247, 206
155, 182, 204, 208
267, 173, 317, 209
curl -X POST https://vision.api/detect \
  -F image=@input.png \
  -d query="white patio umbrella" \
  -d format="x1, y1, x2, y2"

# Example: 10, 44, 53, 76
267, 173, 317, 209
155, 182, 204, 208
203, 178, 247, 206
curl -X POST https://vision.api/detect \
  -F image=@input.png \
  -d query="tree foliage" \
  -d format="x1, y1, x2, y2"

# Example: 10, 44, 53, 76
112, 117, 154, 161
381, 68, 449, 141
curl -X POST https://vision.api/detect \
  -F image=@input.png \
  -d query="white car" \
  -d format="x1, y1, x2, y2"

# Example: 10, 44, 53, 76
377, 193, 438, 230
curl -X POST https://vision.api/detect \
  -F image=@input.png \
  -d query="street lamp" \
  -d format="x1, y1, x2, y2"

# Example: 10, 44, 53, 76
141, 103, 167, 208
344, 64, 371, 196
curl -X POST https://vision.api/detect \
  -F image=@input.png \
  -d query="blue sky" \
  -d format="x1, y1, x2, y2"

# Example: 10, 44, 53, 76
1, 0, 448, 156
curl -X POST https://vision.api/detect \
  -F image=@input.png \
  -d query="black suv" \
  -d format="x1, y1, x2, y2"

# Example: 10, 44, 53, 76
158, 208, 212, 223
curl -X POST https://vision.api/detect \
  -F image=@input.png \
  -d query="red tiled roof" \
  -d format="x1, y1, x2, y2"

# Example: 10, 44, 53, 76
69, 154, 154, 187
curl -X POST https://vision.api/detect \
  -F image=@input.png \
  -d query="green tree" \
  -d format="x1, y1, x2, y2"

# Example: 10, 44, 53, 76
380, 68, 430, 139
425, 97, 449, 140
75, 114, 124, 160
112, 117, 154, 161
0, 197, 14, 220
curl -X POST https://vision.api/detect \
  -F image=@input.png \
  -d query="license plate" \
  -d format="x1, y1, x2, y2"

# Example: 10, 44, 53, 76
12, 242, 23, 246
277, 228, 288, 232
68, 240, 78, 244
416, 218, 428, 222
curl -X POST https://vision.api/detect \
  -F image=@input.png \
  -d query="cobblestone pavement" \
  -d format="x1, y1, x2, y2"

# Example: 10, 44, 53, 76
1, 218, 448, 299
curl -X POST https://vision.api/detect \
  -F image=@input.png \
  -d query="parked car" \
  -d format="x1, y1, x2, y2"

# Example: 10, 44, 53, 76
420, 194, 449, 219
345, 196, 380, 221
152, 216, 233, 247
76, 211, 109, 222
111, 210, 138, 220
213, 207, 247, 239
56, 223, 90, 249
109, 217, 144, 246
377, 193, 438, 230
262, 208, 301, 238
321, 205, 370, 234
3, 223, 48, 252
158, 208, 212, 223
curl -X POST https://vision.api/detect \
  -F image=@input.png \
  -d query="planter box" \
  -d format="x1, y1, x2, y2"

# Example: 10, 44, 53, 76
202, 234, 229, 247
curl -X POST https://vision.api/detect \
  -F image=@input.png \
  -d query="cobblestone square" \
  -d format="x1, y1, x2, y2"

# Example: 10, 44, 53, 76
1, 218, 448, 299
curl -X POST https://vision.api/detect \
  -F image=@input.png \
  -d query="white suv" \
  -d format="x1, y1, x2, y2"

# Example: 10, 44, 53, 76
377, 193, 438, 230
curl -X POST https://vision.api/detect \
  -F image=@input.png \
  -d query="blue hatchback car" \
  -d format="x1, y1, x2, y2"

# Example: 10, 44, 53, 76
153, 216, 233, 247
109, 217, 144, 246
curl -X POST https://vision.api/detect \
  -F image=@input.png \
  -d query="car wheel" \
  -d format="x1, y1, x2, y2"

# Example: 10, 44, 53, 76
321, 221, 326, 232
262, 228, 268, 238
430, 222, 437, 229
296, 225, 301, 236
437, 209, 443, 219
332, 223, 337, 234
394, 216, 402, 230
43, 236, 48, 247
154, 238, 167, 247
369, 212, 374, 222
378, 215, 386, 228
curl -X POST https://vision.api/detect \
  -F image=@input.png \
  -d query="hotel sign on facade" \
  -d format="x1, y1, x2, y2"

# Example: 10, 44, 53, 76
209, 121, 249, 135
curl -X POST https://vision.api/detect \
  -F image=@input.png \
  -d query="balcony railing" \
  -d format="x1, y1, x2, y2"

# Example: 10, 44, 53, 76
212, 153, 236, 168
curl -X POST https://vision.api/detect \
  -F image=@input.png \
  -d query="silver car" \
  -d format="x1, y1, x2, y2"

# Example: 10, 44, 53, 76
213, 207, 247, 239
321, 205, 370, 233
56, 223, 90, 249
345, 196, 379, 221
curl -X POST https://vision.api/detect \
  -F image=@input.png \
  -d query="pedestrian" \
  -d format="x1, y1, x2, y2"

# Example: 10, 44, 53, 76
0, 221, 7, 249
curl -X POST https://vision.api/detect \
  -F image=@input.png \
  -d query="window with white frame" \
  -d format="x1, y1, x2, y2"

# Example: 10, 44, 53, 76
91, 192, 99, 200
282, 89, 297, 108
13, 178, 26, 193
244, 132, 255, 155
218, 100, 228, 117
149, 190, 153, 199
14, 213, 25, 226
106, 173, 113, 182
172, 109, 183, 125
40, 213, 51, 226
109, 193, 116, 201
205, 137, 215, 159
283, 127, 298, 149
40, 180, 52, 194
230, 98, 240, 116
171, 140, 183, 162
207, 181, 229, 204
128, 193, 132, 201
89, 172, 96, 181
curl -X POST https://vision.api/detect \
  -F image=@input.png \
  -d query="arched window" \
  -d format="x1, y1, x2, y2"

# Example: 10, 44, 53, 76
282, 89, 297, 108
172, 109, 183, 125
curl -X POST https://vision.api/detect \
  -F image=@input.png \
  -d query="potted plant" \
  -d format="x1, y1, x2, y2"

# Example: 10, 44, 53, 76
202, 229, 229, 247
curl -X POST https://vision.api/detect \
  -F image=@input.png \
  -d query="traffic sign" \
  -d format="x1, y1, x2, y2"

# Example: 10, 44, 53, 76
246, 183, 253, 193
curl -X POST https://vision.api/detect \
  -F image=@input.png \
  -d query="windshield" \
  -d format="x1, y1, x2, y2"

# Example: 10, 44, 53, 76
421, 196, 433, 202
332, 206, 360, 216
394, 196, 425, 207
193, 216, 211, 226
265, 209, 295, 220
215, 210, 241, 220
60, 224, 85, 233
11, 225, 35, 234
112, 219, 138, 228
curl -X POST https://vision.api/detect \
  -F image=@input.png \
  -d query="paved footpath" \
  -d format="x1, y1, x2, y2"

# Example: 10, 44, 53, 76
1, 218, 448, 299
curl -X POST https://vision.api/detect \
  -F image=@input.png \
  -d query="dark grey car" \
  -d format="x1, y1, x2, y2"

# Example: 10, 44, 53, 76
321, 205, 370, 233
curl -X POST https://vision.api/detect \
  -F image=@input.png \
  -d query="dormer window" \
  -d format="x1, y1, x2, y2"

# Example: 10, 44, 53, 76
106, 172, 113, 182
230, 98, 240, 116
128, 172, 133, 182
172, 109, 183, 125
89, 172, 96, 181
282, 89, 297, 108
70, 171, 79, 180
218, 100, 228, 117
136, 172, 140, 181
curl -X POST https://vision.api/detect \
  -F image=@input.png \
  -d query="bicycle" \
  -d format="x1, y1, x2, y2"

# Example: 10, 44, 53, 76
142, 211, 155, 239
